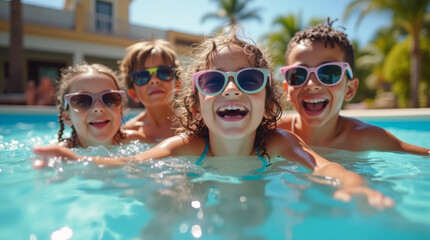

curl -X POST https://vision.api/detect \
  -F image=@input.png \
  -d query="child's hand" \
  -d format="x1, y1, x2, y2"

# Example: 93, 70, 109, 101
334, 186, 394, 210
32, 145, 80, 169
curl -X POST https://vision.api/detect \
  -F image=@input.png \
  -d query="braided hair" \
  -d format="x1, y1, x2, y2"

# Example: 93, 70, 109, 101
56, 63, 126, 147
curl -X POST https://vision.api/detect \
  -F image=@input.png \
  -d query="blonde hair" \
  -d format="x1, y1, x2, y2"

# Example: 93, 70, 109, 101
119, 39, 179, 89
56, 62, 125, 146
176, 26, 282, 160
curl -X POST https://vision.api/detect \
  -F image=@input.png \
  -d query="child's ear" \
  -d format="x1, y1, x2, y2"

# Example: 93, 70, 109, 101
62, 111, 73, 126
283, 81, 291, 102
175, 80, 181, 96
191, 106, 202, 120
127, 89, 140, 103
344, 78, 359, 101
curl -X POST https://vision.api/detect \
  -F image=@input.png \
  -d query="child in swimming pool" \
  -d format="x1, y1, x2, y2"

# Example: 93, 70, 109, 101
119, 39, 180, 143
278, 19, 430, 155
34, 27, 394, 209
54, 62, 144, 148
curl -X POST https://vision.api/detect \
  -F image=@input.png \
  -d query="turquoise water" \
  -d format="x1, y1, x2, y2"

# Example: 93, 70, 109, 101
0, 112, 429, 240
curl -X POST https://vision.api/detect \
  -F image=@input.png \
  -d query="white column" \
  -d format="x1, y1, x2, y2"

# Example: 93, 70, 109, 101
73, 51, 84, 64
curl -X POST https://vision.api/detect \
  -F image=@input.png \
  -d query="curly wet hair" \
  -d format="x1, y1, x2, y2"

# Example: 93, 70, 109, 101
175, 26, 283, 161
56, 62, 126, 147
119, 39, 180, 90
285, 18, 355, 70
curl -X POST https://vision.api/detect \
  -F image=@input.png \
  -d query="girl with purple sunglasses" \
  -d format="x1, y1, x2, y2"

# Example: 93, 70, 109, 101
33, 27, 394, 209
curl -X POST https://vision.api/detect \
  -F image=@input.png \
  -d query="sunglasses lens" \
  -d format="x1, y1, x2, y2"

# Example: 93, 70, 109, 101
237, 69, 265, 92
70, 94, 93, 111
157, 66, 174, 81
285, 68, 307, 86
132, 71, 150, 86
198, 72, 225, 94
318, 65, 342, 85
102, 92, 123, 108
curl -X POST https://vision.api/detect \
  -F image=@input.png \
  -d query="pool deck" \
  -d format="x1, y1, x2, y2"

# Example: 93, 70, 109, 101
0, 105, 429, 119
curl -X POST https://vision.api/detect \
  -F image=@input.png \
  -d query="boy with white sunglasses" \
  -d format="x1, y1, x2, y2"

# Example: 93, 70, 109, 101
278, 19, 429, 155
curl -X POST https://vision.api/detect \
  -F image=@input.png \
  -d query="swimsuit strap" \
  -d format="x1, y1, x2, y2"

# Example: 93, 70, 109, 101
253, 146, 269, 173
195, 137, 269, 172
195, 137, 209, 165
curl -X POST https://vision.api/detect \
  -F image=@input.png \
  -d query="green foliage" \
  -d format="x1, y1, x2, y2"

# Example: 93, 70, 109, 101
383, 37, 430, 107
201, 0, 262, 31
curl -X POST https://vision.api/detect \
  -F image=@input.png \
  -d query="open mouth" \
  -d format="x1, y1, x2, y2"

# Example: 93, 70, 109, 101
89, 119, 110, 127
216, 105, 249, 118
301, 99, 329, 113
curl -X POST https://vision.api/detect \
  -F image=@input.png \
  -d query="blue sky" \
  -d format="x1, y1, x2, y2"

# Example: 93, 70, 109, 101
21, 0, 390, 47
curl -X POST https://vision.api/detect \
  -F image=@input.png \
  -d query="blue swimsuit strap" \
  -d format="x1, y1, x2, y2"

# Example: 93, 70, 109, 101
195, 137, 209, 166
195, 137, 269, 172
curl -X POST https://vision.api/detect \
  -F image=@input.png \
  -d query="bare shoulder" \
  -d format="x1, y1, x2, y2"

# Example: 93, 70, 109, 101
124, 111, 146, 130
339, 116, 413, 152
266, 129, 326, 170
340, 116, 389, 139
277, 113, 294, 131
156, 134, 206, 156
122, 129, 156, 144
267, 129, 308, 152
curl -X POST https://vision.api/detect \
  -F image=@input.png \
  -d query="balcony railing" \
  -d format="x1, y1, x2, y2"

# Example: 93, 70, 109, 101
0, 1, 167, 40
0, 1, 74, 29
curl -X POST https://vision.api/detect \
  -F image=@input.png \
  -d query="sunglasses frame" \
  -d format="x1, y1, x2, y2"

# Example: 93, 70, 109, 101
64, 90, 125, 112
192, 68, 271, 96
280, 62, 353, 88
129, 65, 175, 86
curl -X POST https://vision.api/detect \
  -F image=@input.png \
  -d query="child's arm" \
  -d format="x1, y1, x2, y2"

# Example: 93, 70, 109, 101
272, 130, 394, 209
359, 124, 429, 155
348, 118, 429, 155
32, 135, 202, 168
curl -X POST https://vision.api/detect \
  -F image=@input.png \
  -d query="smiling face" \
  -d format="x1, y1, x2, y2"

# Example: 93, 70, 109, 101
198, 44, 267, 140
285, 41, 358, 127
129, 54, 177, 108
63, 73, 122, 147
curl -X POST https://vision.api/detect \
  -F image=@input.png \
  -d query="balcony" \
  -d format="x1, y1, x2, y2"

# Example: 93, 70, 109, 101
0, 1, 167, 41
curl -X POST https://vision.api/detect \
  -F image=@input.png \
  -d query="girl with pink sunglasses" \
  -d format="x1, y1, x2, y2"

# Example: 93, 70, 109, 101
34, 27, 394, 209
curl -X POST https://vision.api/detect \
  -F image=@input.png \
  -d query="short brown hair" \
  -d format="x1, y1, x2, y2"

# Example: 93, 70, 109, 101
119, 39, 179, 89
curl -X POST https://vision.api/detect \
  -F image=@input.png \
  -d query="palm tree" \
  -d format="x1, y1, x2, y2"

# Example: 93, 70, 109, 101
263, 13, 303, 67
263, 14, 324, 67
6, 0, 25, 93
344, 0, 430, 108
201, 0, 262, 28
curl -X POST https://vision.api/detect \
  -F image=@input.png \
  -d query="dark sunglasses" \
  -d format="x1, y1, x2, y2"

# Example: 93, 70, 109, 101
280, 62, 353, 87
129, 66, 175, 86
192, 68, 271, 96
64, 90, 125, 112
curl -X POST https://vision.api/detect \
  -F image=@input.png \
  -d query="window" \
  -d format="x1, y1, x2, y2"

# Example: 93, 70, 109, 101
96, 1, 112, 32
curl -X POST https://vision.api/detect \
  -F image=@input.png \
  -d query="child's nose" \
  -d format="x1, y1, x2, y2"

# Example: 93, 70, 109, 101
149, 73, 160, 85
222, 77, 242, 97
92, 99, 105, 112
304, 73, 322, 91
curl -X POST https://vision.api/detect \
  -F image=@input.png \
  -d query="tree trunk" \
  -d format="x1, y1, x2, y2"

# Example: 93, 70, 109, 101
6, 0, 25, 93
409, 31, 421, 108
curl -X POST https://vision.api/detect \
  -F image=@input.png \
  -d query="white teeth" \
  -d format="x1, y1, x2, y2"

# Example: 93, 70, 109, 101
303, 99, 326, 103
92, 120, 107, 123
219, 105, 246, 112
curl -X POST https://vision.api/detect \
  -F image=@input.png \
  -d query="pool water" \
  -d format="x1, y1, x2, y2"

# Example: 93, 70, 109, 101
0, 112, 429, 240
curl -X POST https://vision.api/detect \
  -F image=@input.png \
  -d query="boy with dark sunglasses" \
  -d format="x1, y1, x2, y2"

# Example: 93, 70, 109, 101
119, 39, 180, 143
278, 19, 429, 155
